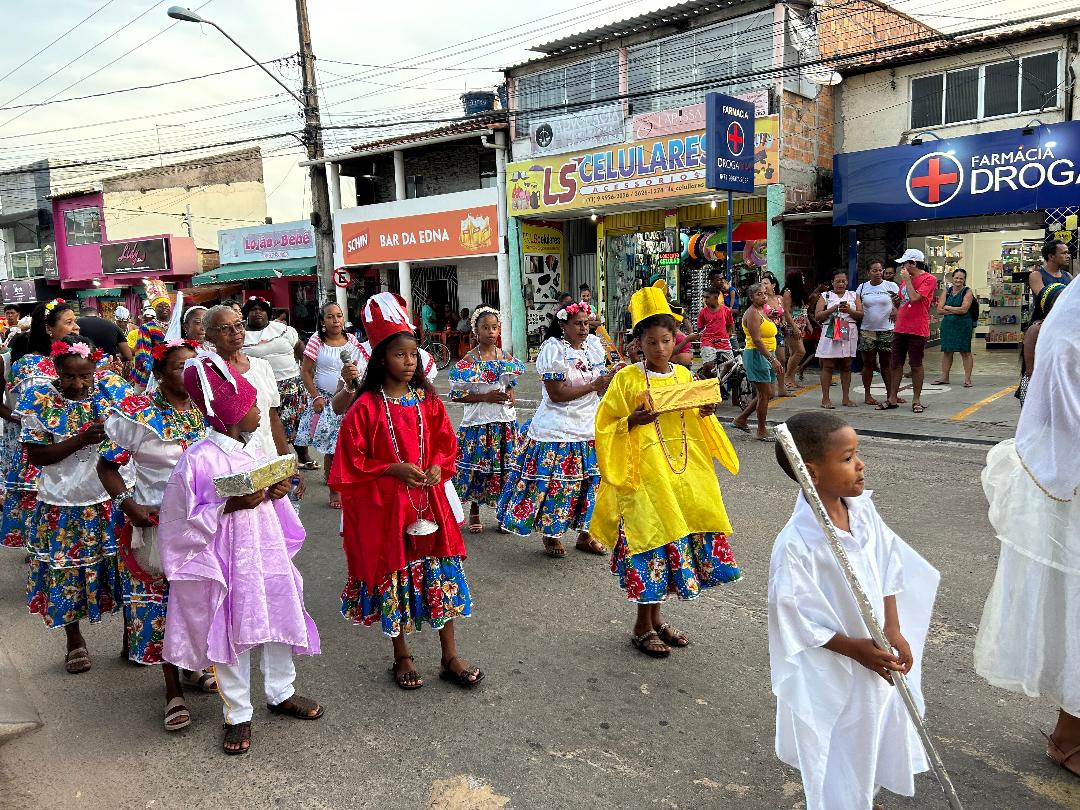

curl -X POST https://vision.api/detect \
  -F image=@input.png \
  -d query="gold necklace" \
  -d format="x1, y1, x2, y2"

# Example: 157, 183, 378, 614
643, 364, 688, 475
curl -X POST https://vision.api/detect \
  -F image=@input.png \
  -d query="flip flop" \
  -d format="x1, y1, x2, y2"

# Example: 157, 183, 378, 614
875, 402, 899, 411
821, 403, 835, 409
963, 382, 973, 388
730, 422, 751, 434
912, 403, 926, 414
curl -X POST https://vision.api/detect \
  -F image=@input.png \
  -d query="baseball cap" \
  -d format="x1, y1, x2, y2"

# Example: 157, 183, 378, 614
896, 248, 925, 263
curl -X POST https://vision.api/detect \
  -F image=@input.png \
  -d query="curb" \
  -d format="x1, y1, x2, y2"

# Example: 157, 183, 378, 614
0, 647, 40, 744
716, 416, 1004, 448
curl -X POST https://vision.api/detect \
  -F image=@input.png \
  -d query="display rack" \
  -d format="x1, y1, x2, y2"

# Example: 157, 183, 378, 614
924, 235, 962, 343
1002, 238, 1041, 322
985, 245, 1028, 349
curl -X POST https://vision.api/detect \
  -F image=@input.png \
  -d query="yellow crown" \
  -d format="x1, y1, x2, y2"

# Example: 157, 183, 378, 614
629, 286, 682, 329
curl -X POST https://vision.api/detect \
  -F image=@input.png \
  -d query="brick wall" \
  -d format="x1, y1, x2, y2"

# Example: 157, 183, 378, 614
785, 222, 817, 280
780, 87, 835, 196
363, 141, 488, 204
816, 0, 939, 62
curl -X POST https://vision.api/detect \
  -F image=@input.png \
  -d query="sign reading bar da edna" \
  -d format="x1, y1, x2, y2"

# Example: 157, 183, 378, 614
340, 196, 499, 265
834, 121, 1080, 226
100, 238, 170, 275
507, 116, 778, 216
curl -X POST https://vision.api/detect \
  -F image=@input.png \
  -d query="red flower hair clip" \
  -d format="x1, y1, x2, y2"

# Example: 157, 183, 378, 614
50, 339, 103, 362
151, 339, 199, 361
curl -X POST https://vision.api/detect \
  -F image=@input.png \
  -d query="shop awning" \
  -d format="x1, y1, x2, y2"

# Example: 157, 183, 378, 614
76, 287, 124, 299
192, 257, 317, 286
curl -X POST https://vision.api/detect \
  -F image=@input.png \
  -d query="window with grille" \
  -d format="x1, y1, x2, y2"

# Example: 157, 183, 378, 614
910, 51, 1061, 129
513, 54, 619, 137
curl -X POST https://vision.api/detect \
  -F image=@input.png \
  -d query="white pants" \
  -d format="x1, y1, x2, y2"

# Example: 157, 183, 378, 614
213, 643, 296, 725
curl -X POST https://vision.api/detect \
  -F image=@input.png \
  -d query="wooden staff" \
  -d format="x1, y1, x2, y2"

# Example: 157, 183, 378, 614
774, 423, 963, 810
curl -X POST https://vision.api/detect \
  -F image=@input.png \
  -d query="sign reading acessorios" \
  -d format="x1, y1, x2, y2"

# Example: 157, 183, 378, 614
834, 121, 1080, 226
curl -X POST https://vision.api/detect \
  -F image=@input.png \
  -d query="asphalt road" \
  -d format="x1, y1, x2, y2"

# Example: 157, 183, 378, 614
1, 423, 1076, 809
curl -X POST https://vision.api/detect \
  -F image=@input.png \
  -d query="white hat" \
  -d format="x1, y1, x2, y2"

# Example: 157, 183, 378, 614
114, 306, 130, 320
142, 306, 156, 319
896, 248, 925, 263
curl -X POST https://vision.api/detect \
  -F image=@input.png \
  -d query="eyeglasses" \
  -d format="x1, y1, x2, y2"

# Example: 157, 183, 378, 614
212, 322, 246, 334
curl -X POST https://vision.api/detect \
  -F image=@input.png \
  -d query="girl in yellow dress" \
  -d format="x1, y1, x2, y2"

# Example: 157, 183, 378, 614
593, 287, 741, 659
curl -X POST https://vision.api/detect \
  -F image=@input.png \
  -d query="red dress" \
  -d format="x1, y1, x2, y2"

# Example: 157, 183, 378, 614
330, 388, 466, 590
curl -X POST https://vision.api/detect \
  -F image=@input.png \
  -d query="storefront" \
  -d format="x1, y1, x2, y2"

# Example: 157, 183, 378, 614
334, 189, 500, 332
206, 221, 319, 332
834, 120, 1079, 349
51, 190, 199, 318
507, 107, 780, 354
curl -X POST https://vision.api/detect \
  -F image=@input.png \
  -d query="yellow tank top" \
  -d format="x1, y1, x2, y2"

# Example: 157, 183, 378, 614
743, 311, 777, 352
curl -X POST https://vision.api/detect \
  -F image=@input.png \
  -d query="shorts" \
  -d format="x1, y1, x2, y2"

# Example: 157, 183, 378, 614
890, 332, 927, 369
701, 346, 734, 364
742, 349, 776, 384
858, 329, 894, 354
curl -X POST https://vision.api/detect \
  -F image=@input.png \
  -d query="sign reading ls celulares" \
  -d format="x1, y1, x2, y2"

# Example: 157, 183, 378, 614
834, 122, 1080, 226
704, 92, 756, 193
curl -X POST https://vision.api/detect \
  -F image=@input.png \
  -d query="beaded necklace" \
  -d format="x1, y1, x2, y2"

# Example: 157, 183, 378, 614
643, 363, 688, 475
381, 386, 431, 520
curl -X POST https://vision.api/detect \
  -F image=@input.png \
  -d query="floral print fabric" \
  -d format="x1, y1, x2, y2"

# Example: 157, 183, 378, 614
26, 501, 121, 627
1, 489, 37, 549
610, 529, 740, 604
340, 556, 471, 638
118, 549, 168, 665
295, 387, 342, 455
454, 421, 519, 507
495, 427, 600, 538
277, 375, 304, 444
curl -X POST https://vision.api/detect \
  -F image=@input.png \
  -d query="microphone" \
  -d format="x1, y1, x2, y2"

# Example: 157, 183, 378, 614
340, 348, 359, 392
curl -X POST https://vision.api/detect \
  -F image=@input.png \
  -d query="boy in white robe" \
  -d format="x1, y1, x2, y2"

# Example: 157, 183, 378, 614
768, 411, 939, 810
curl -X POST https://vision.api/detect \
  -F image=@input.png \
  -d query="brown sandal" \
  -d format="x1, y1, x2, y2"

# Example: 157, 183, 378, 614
574, 535, 606, 555
1044, 731, 1080, 778
655, 622, 690, 647
222, 721, 251, 755
631, 630, 671, 658
542, 536, 566, 558
390, 655, 423, 690
439, 655, 484, 688
64, 646, 91, 674
267, 694, 323, 720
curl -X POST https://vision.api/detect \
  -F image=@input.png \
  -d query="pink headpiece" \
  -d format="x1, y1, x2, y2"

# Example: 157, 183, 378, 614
182, 352, 257, 433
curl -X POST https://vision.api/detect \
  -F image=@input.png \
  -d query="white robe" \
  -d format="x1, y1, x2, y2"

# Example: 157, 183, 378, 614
768, 491, 939, 810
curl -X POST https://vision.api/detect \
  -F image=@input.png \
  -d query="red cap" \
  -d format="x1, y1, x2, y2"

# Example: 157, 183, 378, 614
362, 292, 414, 349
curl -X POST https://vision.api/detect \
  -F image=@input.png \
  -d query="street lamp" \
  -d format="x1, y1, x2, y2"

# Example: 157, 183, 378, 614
166, 6, 303, 105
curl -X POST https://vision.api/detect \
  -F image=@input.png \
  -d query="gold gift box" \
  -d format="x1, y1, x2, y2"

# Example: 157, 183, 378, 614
213, 454, 298, 498
637, 378, 722, 414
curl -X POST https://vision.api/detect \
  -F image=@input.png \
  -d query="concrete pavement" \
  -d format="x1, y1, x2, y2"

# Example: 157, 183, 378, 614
2, 433, 1077, 809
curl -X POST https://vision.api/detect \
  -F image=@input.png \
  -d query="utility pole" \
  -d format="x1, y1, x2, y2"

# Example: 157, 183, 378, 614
183, 204, 193, 238
294, 0, 340, 310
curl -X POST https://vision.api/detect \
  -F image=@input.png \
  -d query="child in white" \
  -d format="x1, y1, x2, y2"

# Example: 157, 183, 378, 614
768, 411, 939, 810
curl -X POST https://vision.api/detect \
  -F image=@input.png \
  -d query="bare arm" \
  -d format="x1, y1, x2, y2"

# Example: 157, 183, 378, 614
26, 425, 103, 467
1028, 268, 1045, 296
300, 356, 318, 398
97, 458, 157, 526
1023, 321, 1042, 375
935, 289, 948, 314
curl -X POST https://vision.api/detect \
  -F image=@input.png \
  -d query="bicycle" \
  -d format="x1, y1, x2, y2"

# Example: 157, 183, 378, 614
717, 353, 753, 410
421, 334, 452, 370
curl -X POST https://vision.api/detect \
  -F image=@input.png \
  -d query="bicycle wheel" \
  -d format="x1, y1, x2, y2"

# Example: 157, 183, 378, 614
427, 340, 452, 370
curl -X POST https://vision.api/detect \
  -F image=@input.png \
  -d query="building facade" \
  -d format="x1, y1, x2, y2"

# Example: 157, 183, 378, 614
833, 15, 1080, 348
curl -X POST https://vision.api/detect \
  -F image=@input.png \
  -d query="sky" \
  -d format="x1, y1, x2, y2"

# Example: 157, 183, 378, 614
0, 0, 1070, 230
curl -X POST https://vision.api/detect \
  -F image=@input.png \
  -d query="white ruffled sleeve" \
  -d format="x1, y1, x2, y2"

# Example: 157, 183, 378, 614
104, 412, 150, 455
584, 334, 608, 368
536, 338, 569, 381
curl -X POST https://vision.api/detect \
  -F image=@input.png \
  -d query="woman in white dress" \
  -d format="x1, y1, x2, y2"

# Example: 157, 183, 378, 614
813, 270, 862, 409
495, 301, 612, 558
974, 278, 1080, 777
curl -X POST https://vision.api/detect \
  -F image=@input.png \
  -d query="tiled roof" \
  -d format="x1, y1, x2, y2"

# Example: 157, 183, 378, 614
838, 14, 1080, 75
349, 114, 508, 154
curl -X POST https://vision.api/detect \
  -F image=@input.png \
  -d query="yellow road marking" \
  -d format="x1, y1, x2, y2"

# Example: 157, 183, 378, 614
949, 385, 1018, 421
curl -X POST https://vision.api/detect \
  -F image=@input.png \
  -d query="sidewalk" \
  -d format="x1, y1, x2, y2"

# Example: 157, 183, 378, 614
469, 341, 1019, 447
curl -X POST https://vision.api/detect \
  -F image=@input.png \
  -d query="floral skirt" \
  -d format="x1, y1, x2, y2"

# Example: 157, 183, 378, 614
295, 387, 343, 455
340, 556, 471, 638
495, 435, 599, 538
1, 489, 38, 549
610, 529, 740, 604
118, 529, 169, 665
26, 500, 121, 628
0, 419, 18, 487
277, 376, 305, 444
454, 421, 519, 508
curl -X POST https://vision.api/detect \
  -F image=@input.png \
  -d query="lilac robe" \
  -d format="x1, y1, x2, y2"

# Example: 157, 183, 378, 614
158, 432, 319, 671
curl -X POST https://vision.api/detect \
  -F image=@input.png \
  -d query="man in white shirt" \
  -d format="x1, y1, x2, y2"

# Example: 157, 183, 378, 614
855, 261, 899, 406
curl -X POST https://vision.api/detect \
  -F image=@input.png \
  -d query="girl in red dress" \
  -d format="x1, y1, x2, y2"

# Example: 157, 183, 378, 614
330, 295, 483, 691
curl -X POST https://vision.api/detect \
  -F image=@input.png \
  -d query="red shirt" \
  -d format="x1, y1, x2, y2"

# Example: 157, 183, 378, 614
894, 271, 937, 337
697, 304, 735, 350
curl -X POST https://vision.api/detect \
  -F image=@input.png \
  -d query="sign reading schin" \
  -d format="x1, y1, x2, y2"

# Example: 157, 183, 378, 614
834, 122, 1080, 225
705, 92, 756, 193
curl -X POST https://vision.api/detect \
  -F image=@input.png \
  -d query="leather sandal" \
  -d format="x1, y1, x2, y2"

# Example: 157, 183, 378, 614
64, 647, 91, 674
267, 694, 323, 720
222, 721, 251, 755
439, 655, 484, 688
1044, 730, 1080, 778
390, 654, 423, 690
631, 630, 671, 658
163, 697, 191, 732
655, 622, 690, 647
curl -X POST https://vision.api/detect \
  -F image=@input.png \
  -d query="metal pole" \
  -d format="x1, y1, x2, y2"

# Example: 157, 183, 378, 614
294, 0, 335, 304
726, 190, 734, 282
774, 424, 964, 810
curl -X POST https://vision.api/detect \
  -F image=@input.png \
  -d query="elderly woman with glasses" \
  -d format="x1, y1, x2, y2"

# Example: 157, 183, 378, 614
203, 305, 305, 499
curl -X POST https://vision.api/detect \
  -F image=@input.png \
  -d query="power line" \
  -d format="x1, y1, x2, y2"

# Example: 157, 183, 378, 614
0, 0, 120, 87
